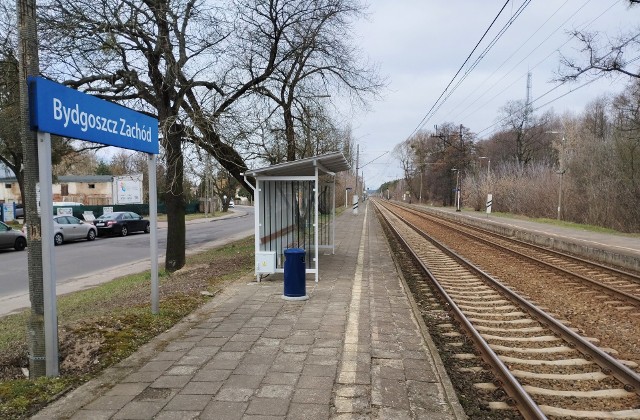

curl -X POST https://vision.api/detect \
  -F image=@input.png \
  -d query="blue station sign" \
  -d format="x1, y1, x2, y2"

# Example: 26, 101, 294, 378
28, 76, 159, 154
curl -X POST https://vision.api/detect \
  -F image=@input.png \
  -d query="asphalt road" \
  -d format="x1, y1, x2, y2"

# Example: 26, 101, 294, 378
0, 207, 254, 316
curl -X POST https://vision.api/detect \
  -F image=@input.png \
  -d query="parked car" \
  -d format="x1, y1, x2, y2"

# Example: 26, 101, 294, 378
228, 200, 235, 208
15, 205, 24, 219
93, 211, 150, 237
0, 221, 27, 251
53, 215, 97, 245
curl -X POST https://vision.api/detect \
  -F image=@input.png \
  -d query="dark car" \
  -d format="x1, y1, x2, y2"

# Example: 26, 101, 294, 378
0, 221, 27, 251
93, 211, 150, 237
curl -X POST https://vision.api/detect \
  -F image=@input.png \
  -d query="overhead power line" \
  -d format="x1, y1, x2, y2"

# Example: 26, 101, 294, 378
406, 0, 513, 140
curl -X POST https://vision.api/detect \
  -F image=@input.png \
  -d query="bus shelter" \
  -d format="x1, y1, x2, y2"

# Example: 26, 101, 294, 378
244, 152, 350, 282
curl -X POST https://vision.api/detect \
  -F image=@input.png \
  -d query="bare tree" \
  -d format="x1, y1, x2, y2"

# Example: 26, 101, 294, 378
40, 0, 350, 271
558, 1, 640, 82
497, 100, 554, 166
252, 0, 383, 162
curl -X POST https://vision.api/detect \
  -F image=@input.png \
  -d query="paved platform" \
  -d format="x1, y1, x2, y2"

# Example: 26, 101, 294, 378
422, 205, 640, 272
35, 201, 466, 420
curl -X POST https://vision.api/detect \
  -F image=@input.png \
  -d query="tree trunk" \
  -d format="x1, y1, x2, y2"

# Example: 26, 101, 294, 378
284, 106, 296, 161
163, 124, 186, 272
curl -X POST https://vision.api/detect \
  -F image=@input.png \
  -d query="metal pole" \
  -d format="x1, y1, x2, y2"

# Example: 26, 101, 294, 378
38, 132, 58, 376
148, 154, 159, 314
558, 136, 565, 220
419, 167, 423, 204
19, 0, 47, 379
455, 170, 461, 211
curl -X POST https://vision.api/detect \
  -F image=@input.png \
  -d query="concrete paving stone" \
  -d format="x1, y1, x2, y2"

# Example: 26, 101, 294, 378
164, 394, 212, 411
301, 363, 337, 377
284, 335, 315, 345
403, 360, 438, 382
245, 397, 290, 416
153, 411, 200, 420
164, 341, 197, 352
262, 329, 291, 339
242, 352, 278, 365
376, 407, 412, 420
225, 374, 264, 388
105, 383, 149, 396
197, 337, 229, 347
256, 337, 282, 347
282, 344, 311, 353
248, 345, 281, 356
297, 375, 334, 390
373, 365, 405, 381
230, 333, 261, 342
112, 400, 165, 419
84, 394, 136, 411
233, 363, 270, 377
337, 371, 370, 385
180, 381, 223, 395
185, 346, 220, 358
274, 352, 306, 364
406, 380, 450, 412
214, 323, 245, 332
330, 413, 372, 420
256, 384, 294, 399
244, 317, 274, 327
315, 331, 343, 340
371, 378, 409, 410
243, 415, 285, 420
313, 338, 342, 348
69, 410, 115, 420
122, 370, 163, 383
152, 351, 187, 361
222, 340, 254, 352
286, 403, 330, 420
270, 362, 304, 374
135, 386, 175, 402
151, 374, 193, 389
208, 331, 236, 338
292, 387, 332, 405
333, 396, 370, 413
135, 358, 175, 373
334, 385, 369, 398
402, 350, 427, 360
192, 369, 232, 382
309, 347, 339, 357
176, 354, 211, 366
262, 372, 299, 386
166, 365, 199, 376
214, 386, 255, 402
339, 360, 370, 373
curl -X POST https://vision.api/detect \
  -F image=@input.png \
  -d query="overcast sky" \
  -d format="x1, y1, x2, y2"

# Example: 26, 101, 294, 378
348, 0, 640, 190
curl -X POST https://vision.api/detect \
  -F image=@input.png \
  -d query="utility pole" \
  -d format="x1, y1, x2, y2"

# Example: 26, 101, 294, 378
18, 0, 48, 377
353, 144, 359, 214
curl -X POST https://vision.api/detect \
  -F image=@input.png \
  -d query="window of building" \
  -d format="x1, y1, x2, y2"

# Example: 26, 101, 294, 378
88, 184, 96, 189
61, 184, 69, 196
4, 184, 10, 188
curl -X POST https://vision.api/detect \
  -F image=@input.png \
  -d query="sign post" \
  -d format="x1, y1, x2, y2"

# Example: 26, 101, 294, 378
29, 76, 160, 375
486, 193, 493, 216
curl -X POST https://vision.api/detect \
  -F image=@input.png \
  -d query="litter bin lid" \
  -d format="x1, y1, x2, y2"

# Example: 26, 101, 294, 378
284, 248, 305, 254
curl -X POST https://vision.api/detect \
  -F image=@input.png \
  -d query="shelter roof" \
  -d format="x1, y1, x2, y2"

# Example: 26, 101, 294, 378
245, 152, 350, 178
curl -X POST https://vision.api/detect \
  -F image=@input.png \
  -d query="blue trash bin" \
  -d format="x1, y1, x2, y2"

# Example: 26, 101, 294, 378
283, 248, 309, 301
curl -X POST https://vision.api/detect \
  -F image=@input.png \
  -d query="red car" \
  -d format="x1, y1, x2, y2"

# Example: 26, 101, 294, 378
93, 211, 150, 237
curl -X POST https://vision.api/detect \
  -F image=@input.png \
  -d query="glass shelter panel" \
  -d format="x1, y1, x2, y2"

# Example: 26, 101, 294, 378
258, 180, 316, 270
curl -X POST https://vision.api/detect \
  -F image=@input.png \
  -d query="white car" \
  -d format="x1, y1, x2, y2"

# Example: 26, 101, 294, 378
53, 215, 97, 245
229, 199, 235, 208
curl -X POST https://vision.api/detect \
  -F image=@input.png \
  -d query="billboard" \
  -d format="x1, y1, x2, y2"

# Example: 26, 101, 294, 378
113, 175, 143, 204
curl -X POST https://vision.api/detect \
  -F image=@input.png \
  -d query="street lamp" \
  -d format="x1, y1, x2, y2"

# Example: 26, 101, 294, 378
547, 131, 566, 220
451, 168, 460, 212
479, 156, 490, 179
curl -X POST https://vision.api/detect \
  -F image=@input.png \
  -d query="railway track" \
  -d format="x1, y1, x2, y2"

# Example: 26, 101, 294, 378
387, 201, 640, 309
373, 199, 640, 419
